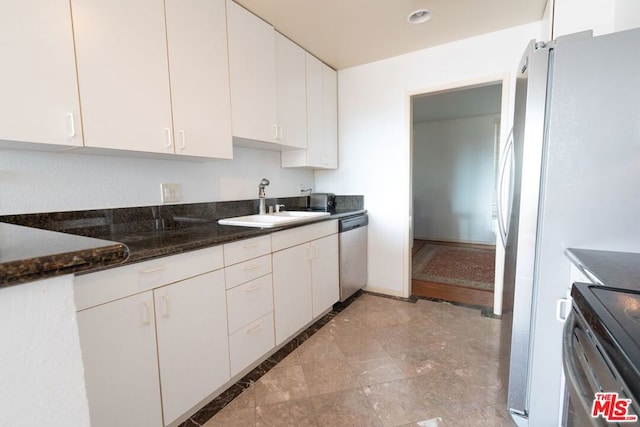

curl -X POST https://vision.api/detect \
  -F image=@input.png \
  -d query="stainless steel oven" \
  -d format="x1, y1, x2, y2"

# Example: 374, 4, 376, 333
562, 283, 640, 426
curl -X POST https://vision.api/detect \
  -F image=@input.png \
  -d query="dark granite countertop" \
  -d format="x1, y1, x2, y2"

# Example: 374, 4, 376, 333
0, 223, 128, 288
566, 248, 640, 291
97, 208, 366, 266
0, 196, 365, 288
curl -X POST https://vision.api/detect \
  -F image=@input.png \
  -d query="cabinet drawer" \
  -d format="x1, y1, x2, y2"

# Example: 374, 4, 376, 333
226, 274, 273, 334
271, 219, 338, 252
224, 254, 272, 289
223, 235, 271, 266
228, 311, 275, 377
74, 246, 224, 310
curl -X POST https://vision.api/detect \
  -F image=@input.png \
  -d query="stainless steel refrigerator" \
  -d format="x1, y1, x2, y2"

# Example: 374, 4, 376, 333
498, 28, 640, 426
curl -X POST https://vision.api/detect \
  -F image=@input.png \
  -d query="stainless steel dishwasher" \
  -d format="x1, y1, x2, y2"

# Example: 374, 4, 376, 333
338, 214, 368, 301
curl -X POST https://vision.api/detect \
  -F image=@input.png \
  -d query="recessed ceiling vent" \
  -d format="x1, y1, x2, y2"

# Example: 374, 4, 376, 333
407, 9, 432, 24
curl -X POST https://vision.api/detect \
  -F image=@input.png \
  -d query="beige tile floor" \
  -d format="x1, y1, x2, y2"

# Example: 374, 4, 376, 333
204, 294, 514, 427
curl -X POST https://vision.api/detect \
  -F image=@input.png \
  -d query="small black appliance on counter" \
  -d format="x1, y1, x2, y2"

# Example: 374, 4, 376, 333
309, 193, 335, 212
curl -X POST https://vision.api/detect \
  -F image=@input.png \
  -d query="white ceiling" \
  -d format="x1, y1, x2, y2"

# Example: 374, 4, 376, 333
233, 0, 548, 69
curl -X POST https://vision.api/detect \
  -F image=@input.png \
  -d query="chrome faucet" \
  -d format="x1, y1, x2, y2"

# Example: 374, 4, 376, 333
258, 178, 270, 215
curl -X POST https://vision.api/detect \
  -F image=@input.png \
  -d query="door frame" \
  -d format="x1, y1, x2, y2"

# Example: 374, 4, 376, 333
405, 72, 511, 315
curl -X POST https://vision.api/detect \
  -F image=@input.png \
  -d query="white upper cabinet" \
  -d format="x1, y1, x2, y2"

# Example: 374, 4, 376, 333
226, 0, 278, 145
165, 0, 233, 159
321, 63, 339, 168
281, 54, 338, 169
72, 0, 232, 158
0, 0, 82, 147
275, 32, 308, 149
72, 0, 174, 154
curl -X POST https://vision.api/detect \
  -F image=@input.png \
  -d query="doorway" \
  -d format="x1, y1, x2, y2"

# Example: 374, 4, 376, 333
410, 80, 505, 310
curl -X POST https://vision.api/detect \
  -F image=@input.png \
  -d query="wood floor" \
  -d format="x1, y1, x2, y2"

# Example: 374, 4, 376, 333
411, 240, 495, 308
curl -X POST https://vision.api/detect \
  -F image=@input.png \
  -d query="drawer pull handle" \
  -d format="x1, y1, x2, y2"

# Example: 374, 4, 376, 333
244, 285, 260, 293
243, 243, 259, 249
140, 265, 166, 274
142, 301, 152, 326
246, 324, 262, 334
243, 264, 259, 271
162, 295, 171, 318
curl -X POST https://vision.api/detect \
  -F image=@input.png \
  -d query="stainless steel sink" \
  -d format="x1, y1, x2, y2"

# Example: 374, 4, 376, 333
217, 211, 330, 228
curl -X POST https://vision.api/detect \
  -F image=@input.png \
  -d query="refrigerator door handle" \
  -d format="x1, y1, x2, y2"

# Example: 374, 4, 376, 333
497, 127, 514, 247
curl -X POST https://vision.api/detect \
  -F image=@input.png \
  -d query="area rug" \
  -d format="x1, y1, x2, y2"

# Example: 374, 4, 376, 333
412, 243, 495, 291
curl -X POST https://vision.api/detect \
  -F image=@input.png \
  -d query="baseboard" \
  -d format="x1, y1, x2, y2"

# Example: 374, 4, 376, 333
414, 238, 496, 249
362, 285, 405, 298
411, 279, 493, 308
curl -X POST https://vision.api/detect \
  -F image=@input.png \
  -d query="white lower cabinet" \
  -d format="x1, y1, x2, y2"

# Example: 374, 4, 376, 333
228, 311, 275, 377
77, 291, 163, 427
272, 221, 339, 345
226, 274, 274, 334
154, 270, 230, 425
311, 234, 340, 317
76, 246, 229, 427
272, 244, 313, 345
76, 222, 338, 425
223, 239, 275, 378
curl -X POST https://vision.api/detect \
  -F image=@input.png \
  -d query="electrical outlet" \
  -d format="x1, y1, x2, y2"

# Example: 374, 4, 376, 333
161, 183, 181, 203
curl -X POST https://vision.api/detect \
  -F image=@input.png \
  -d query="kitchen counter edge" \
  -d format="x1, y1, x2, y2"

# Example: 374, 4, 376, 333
565, 247, 640, 290
0, 209, 366, 289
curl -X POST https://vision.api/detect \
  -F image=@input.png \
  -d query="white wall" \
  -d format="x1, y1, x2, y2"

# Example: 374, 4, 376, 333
315, 22, 542, 296
413, 114, 498, 244
614, 0, 640, 31
0, 146, 314, 215
553, 0, 640, 38
0, 276, 90, 427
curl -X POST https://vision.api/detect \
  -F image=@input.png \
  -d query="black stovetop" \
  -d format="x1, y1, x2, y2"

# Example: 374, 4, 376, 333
572, 283, 640, 402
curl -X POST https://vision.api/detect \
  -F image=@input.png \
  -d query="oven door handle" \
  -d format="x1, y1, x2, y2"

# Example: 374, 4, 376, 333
562, 312, 598, 424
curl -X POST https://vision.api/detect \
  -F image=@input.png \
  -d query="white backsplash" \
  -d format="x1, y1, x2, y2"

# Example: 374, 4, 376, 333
0, 146, 314, 215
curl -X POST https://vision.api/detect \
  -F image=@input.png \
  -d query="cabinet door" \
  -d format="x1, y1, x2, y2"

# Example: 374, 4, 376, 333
226, 0, 277, 144
1, 0, 82, 147
311, 234, 340, 317
228, 311, 275, 377
165, 0, 233, 159
321, 63, 339, 168
154, 270, 230, 425
305, 54, 325, 166
275, 32, 307, 149
77, 291, 163, 427
281, 54, 338, 168
71, 0, 173, 153
272, 244, 313, 345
